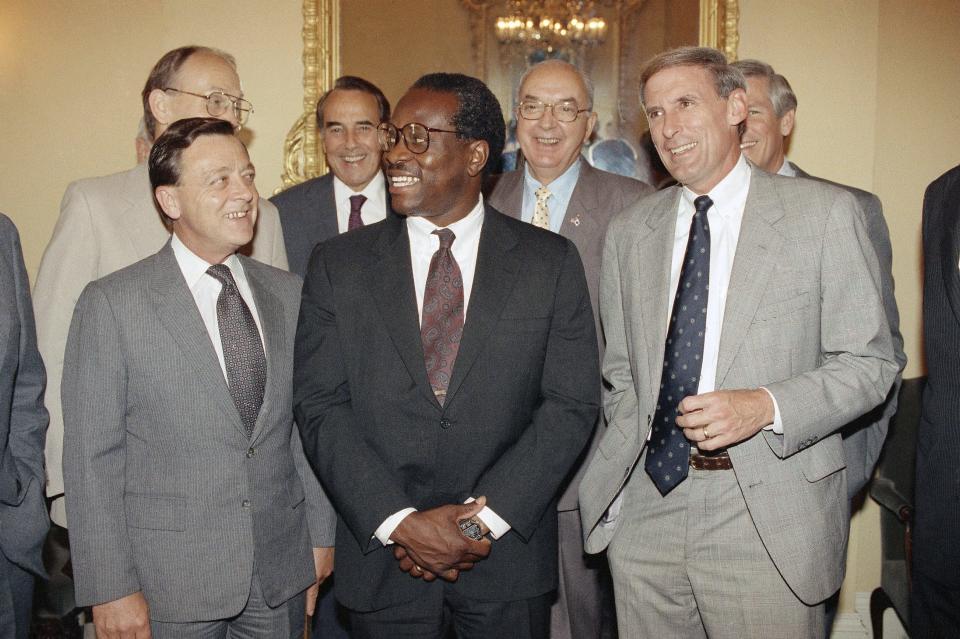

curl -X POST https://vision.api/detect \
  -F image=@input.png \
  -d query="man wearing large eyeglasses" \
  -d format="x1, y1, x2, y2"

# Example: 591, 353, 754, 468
31, 45, 295, 621
488, 59, 653, 639
294, 72, 600, 638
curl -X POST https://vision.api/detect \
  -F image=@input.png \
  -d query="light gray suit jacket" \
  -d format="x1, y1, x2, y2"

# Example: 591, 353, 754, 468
488, 161, 652, 511
0, 214, 49, 579
579, 168, 899, 604
35, 162, 288, 526
790, 162, 906, 499
62, 242, 332, 622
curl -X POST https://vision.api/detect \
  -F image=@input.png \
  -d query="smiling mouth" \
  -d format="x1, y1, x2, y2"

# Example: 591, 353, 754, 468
535, 136, 561, 145
740, 140, 758, 149
225, 209, 250, 220
341, 154, 366, 164
389, 175, 420, 188
670, 141, 698, 156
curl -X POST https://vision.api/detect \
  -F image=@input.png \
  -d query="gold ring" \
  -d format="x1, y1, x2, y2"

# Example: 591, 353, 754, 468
703, 425, 712, 439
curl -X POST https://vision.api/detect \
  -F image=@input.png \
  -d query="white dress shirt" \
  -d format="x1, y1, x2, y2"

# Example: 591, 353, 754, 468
374, 196, 512, 546
333, 171, 388, 233
171, 234, 263, 380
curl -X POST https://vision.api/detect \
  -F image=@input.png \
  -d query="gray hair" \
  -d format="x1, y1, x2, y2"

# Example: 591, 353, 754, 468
517, 59, 594, 110
731, 59, 798, 117
639, 46, 745, 107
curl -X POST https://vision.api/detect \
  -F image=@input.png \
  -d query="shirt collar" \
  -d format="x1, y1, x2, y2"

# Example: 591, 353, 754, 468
777, 159, 797, 177
406, 195, 485, 245
681, 154, 751, 219
171, 233, 243, 289
523, 157, 582, 198
333, 170, 386, 206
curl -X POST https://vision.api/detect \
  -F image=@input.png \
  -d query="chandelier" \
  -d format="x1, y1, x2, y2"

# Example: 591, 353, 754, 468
495, 1, 608, 54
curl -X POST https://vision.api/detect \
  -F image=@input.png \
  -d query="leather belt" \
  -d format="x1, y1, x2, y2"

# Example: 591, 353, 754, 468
689, 450, 733, 470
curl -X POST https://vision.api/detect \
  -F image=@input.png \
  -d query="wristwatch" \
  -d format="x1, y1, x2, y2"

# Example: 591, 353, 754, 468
458, 517, 483, 541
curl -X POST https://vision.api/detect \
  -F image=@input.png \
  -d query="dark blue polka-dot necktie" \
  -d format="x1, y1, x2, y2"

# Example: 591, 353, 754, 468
645, 195, 713, 495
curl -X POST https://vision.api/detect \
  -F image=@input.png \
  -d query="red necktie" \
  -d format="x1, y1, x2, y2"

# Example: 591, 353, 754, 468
421, 228, 464, 406
348, 194, 366, 231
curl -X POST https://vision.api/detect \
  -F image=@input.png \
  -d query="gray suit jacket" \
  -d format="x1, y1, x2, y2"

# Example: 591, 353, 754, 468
790, 162, 906, 499
0, 214, 49, 579
579, 168, 899, 604
488, 161, 652, 511
62, 242, 332, 622
36, 163, 288, 526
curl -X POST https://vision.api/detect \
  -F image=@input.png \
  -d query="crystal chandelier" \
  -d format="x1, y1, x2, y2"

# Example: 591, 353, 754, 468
495, 1, 608, 54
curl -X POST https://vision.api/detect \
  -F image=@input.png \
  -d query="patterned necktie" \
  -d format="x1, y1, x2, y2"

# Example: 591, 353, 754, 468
644, 195, 713, 495
207, 263, 266, 437
421, 228, 464, 406
532, 186, 551, 229
348, 194, 367, 231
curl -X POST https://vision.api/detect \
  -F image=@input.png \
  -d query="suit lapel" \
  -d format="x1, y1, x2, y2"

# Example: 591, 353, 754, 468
715, 172, 786, 387
150, 243, 247, 435
561, 162, 602, 245
315, 175, 340, 240
444, 208, 520, 406
244, 261, 285, 444
488, 171, 524, 219
365, 218, 439, 407
939, 186, 960, 326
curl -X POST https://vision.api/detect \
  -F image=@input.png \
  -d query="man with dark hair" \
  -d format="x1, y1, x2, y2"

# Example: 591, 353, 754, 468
272, 75, 393, 277
0, 213, 49, 639
488, 58, 652, 639
578, 47, 898, 637
35, 45, 288, 534
63, 117, 333, 638
733, 58, 905, 506
294, 73, 600, 638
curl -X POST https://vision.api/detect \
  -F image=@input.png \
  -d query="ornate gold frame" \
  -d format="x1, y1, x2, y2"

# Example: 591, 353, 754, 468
281, 0, 738, 188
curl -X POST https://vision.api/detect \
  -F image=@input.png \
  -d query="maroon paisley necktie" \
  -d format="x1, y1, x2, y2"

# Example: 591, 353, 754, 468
421, 228, 464, 406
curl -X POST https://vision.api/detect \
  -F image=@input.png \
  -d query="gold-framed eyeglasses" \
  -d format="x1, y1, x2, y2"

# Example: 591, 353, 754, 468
162, 88, 254, 126
377, 122, 460, 154
517, 99, 590, 123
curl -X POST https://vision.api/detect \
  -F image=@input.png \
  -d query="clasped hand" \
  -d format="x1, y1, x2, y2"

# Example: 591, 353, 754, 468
675, 388, 774, 450
390, 497, 491, 582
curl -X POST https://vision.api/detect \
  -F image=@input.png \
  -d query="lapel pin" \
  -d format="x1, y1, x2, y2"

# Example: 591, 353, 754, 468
570, 215, 581, 227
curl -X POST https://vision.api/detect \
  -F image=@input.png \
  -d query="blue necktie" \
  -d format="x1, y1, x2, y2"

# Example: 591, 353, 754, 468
645, 195, 713, 495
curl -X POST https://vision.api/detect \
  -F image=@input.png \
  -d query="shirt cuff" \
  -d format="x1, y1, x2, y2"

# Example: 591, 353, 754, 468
374, 507, 417, 546
760, 387, 784, 435
464, 497, 511, 540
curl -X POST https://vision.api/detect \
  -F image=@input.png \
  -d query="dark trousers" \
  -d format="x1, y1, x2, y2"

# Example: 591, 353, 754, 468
912, 569, 960, 639
0, 548, 35, 639
311, 575, 349, 638
347, 585, 552, 639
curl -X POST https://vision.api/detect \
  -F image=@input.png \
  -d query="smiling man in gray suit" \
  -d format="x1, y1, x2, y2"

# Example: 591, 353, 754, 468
271, 76, 393, 278
488, 59, 651, 639
578, 47, 899, 638
63, 118, 332, 638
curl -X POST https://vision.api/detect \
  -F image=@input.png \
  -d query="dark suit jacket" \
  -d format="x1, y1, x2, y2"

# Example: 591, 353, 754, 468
294, 206, 600, 611
271, 172, 396, 278
917, 163, 960, 586
487, 161, 652, 512
0, 213, 49, 579
63, 243, 332, 621
791, 162, 906, 499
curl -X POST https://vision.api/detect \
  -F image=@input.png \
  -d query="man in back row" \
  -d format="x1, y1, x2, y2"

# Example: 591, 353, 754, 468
34, 45, 289, 533
488, 59, 652, 639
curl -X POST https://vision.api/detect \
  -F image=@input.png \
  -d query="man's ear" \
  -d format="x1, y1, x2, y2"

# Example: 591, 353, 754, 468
779, 109, 796, 137
155, 186, 181, 222
467, 140, 490, 178
148, 88, 174, 130
726, 87, 748, 126
582, 111, 599, 145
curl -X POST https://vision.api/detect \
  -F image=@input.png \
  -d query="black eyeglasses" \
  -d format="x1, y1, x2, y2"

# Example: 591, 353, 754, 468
377, 122, 460, 154
517, 99, 590, 123
162, 88, 254, 126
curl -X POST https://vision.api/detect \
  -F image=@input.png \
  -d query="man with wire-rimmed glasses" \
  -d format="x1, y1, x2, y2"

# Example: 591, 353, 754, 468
488, 59, 652, 639
32, 46, 293, 632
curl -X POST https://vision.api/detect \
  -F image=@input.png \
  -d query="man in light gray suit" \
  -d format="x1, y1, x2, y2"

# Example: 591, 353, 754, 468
271, 75, 393, 279
733, 58, 906, 500
488, 59, 651, 639
578, 47, 899, 638
0, 213, 49, 639
35, 45, 288, 531
63, 118, 333, 638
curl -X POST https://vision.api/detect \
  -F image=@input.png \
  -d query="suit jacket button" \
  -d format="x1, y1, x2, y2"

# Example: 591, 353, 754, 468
241, 499, 250, 508
440, 418, 452, 429
246, 448, 256, 458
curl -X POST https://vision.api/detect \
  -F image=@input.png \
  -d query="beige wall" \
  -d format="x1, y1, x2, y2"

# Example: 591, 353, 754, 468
741, 0, 960, 612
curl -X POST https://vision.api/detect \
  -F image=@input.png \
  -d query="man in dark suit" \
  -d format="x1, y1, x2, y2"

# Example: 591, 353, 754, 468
294, 73, 600, 638
915, 163, 960, 638
488, 58, 652, 639
0, 213, 49, 639
63, 118, 334, 638
733, 58, 906, 501
271, 76, 393, 277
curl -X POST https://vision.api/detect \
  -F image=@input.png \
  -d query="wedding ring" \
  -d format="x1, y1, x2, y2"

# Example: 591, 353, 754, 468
703, 425, 712, 439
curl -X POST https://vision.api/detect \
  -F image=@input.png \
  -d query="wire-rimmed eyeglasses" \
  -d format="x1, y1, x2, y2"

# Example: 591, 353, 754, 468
162, 88, 254, 126
377, 122, 460, 154
517, 99, 590, 123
